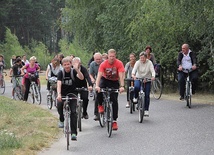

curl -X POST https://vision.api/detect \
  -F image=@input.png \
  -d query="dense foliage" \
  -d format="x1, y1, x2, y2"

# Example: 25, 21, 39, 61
0, 0, 214, 91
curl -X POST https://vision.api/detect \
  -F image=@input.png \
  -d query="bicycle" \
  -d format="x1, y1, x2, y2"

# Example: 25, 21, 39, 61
47, 76, 57, 109
99, 88, 119, 137
183, 68, 193, 108
125, 78, 135, 114
28, 72, 41, 104
10, 75, 24, 100
151, 77, 163, 100
75, 87, 88, 132
0, 71, 7, 94
135, 78, 151, 123
61, 93, 78, 150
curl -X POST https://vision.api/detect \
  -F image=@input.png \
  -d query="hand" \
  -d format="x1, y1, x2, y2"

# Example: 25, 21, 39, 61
192, 65, 197, 70
88, 86, 93, 91
91, 78, 95, 84
72, 60, 80, 70
178, 66, 182, 71
132, 75, 136, 80
151, 77, 155, 81
95, 86, 100, 93
57, 94, 62, 102
119, 87, 125, 93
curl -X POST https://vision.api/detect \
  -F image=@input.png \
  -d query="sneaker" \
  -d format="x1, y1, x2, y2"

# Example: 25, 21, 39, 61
133, 98, 137, 103
144, 111, 149, 117
112, 121, 118, 130
47, 91, 51, 96
58, 121, 64, 128
180, 96, 184, 101
126, 102, 130, 108
11, 96, 15, 100
71, 134, 77, 141
93, 115, 99, 121
82, 114, 89, 119
89, 92, 93, 97
98, 105, 104, 113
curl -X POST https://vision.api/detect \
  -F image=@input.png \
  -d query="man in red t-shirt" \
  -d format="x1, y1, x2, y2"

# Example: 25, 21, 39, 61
95, 49, 125, 130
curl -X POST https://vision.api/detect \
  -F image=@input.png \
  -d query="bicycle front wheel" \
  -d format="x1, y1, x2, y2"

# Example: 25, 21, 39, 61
34, 85, 41, 104
47, 94, 53, 109
107, 102, 113, 137
77, 101, 82, 132
0, 79, 5, 94
138, 96, 145, 123
151, 79, 163, 100
14, 86, 23, 100
29, 85, 35, 104
64, 109, 70, 150
186, 83, 192, 108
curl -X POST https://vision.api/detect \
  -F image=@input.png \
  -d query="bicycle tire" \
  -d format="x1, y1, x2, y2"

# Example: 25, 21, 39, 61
77, 101, 82, 132
129, 100, 133, 114
138, 96, 145, 123
107, 102, 113, 137
47, 94, 53, 109
34, 85, 41, 104
14, 86, 23, 100
53, 90, 57, 107
0, 79, 5, 94
186, 82, 192, 108
29, 85, 35, 104
64, 108, 70, 150
151, 78, 163, 100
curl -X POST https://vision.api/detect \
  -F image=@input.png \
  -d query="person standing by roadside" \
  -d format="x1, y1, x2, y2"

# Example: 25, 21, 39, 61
57, 56, 84, 141
177, 43, 198, 100
22, 55, 29, 65
89, 52, 103, 120
125, 53, 136, 108
95, 49, 125, 130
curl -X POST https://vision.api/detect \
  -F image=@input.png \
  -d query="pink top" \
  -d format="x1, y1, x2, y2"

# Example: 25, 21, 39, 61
24, 63, 39, 78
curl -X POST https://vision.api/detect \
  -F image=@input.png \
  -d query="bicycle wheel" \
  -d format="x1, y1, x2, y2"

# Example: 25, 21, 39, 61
34, 85, 41, 104
0, 79, 5, 94
129, 100, 133, 114
186, 83, 192, 108
29, 85, 35, 104
151, 79, 163, 100
77, 101, 82, 132
64, 108, 70, 150
14, 86, 23, 100
138, 96, 145, 123
53, 90, 57, 107
107, 102, 113, 137
47, 94, 53, 109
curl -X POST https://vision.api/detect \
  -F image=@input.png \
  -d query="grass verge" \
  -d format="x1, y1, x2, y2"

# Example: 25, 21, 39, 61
0, 96, 59, 155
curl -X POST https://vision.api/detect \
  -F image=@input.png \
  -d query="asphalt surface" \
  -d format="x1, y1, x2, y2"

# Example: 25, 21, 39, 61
2, 82, 214, 155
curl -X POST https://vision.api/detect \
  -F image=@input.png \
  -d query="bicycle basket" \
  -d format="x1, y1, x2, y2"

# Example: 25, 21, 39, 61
49, 77, 57, 89
29, 73, 38, 81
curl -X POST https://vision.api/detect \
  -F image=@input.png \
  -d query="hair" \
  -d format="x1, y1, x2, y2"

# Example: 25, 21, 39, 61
72, 57, 81, 63
139, 52, 147, 58
108, 49, 116, 54
145, 45, 152, 52
94, 52, 102, 58
51, 58, 60, 66
62, 56, 72, 64
29, 56, 37, 61
15, 58, 22, 63
129, 53, 135, 57
0, 54, 4, 58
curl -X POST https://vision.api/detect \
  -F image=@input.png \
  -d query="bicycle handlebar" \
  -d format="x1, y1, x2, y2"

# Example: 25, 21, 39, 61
182, 68, 193, 73
75, 87, 88, 92
100, 88, 119, 93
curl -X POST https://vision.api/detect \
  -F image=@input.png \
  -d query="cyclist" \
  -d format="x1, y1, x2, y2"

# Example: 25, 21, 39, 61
89, 52, 103, 120
45, 58, 62, 95
10, 55, 16, 67
145, 46, 156, 65
95, 49, 125, 130
125, 53, 136, 108
177, 43, 198, 100
73, 57, 93, 119
0, 55, 6, 87
57, 56, 84, 141
132, 52, 155, 117
10, 58, 23, 99
21, 56, 40, 102
102, 53, 108, 61
22, 54, 29, 65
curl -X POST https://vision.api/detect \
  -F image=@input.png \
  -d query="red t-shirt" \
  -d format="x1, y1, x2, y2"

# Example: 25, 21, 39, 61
99, 59, 125, 81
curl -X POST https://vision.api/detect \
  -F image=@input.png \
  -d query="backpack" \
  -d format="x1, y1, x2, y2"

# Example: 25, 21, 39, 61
49, 64, 57, 77
62, 68, 75, 81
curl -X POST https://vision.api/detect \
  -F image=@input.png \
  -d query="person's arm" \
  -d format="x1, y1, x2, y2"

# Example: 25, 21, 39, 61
21, 65, 27, 75
131, 61, 138, 80
177, 52, 183, 71
57, 80, 62, 102
45, 65, 50, 80
150, 62, 156, 81
151, 54, 156, 65
95, 71, 103, 92
190, 52, 197, 70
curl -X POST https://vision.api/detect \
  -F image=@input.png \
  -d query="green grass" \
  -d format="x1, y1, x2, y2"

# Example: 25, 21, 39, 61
0, 96, 59, 155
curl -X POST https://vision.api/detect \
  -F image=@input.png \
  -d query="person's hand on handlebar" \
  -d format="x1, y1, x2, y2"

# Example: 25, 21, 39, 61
95, 86, 100, 93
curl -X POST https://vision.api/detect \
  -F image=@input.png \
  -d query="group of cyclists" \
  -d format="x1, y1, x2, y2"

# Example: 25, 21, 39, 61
0, 43, 198, 141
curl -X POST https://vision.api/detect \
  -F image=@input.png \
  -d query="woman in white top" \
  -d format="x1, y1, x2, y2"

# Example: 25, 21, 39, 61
46, 58, 62, 94
131, 52, 155, 116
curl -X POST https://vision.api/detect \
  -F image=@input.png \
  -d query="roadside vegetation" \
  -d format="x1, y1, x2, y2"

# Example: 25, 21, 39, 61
0, 96, 59, 155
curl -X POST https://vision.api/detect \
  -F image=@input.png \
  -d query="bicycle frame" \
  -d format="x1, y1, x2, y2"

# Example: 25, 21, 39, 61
183, 69, 192, 108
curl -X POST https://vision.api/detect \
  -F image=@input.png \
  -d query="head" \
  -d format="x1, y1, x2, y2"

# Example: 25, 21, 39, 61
93, 52, 102, 65
70, 54, 75, 61
62, 56, 72, 72
182, 44, 189, 55
51, 58, 60, 67
72, 57, 81, 68
139, 52, 147, 63
58, 54, 64, 60
145, 46, 152, 54
12, 55, 16, 59
129, 53, 136, 62
107, 49, 116, 64
29, 56, 36, 65
15, 58, 22, 65
102, 53, 108, 61
0, 55, 4, 61
22, 55, 27, 61
16, 56, 21, 59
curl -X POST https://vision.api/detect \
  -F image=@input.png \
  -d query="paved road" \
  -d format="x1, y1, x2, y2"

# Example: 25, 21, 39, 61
2, 82, 214, 155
